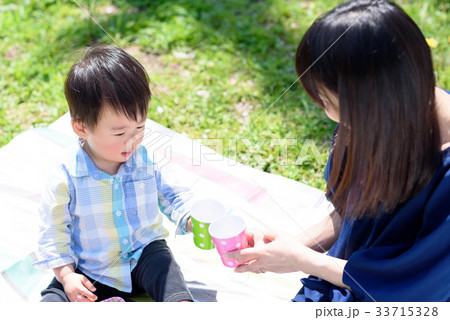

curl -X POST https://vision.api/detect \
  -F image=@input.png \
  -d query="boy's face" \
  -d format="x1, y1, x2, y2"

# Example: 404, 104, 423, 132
73, 106, 146, 174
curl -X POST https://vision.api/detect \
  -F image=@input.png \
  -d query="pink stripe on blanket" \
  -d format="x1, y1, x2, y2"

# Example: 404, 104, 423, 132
169, 152, 266, 202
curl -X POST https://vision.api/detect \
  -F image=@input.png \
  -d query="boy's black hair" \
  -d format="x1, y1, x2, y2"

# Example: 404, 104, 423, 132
65, 45, 151, 128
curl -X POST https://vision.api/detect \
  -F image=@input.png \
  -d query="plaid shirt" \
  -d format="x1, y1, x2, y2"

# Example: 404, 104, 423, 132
34, 140, 192, 292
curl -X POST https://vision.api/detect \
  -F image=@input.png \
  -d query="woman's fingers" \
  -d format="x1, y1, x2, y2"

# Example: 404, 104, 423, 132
246, 229, 276, 247
245, 228, 260, 247
262, 230, 277, 244
250, 229, 265, 247
233, 258, 269, 274
223, 247, 254, 260
224, 247, 260, 265
224, 230, 283, 271
233, 261, 257, 273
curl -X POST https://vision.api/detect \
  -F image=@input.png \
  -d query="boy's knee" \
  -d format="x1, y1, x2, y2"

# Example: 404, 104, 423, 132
40, 288, 69, 302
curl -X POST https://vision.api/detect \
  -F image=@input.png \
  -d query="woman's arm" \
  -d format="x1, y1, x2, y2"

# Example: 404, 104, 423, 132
225, 231, 349, 289
297, 210, 342, 252
294, 245, 349, 289
224, 210, 349, 289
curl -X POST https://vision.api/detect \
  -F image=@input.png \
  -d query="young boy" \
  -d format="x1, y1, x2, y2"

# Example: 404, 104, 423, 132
34, 45, 193, 302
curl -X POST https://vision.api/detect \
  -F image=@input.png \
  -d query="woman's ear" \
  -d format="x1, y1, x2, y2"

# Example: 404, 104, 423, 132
71, 119, 88, 138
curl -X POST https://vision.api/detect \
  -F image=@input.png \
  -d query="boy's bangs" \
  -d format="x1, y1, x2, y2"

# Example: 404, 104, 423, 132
100, 82, 148, 122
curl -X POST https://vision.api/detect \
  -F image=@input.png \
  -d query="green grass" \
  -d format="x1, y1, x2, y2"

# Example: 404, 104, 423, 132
1, 0, 449, 190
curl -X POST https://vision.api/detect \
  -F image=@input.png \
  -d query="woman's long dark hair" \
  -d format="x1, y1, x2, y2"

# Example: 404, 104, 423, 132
296, 0, 442, 219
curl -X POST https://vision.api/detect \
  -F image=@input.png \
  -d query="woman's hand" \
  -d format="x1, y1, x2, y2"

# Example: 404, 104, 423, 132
223, 228, 349, 289
224, 229, 306, 274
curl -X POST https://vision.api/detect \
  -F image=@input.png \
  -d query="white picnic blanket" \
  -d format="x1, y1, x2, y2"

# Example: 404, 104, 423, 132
0, 113, 333, 302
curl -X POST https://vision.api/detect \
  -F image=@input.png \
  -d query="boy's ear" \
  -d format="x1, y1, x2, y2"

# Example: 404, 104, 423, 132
71, 119, 88, 138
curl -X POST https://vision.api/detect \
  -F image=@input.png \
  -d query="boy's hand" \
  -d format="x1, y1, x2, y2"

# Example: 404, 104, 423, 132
185, 217, 193, 232
61, 272, 97, 302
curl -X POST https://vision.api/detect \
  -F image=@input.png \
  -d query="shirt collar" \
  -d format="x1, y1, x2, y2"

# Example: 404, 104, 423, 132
66, 139, 150, 180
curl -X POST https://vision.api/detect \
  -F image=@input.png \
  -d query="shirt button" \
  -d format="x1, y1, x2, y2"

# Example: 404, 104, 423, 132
139, 182, 145, 189
122, 238, 129, 245
116, 210, 121, 217
114, 183, 119, 190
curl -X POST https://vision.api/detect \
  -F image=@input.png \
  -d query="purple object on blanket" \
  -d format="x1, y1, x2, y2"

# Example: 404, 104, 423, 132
100, 296, 126, 302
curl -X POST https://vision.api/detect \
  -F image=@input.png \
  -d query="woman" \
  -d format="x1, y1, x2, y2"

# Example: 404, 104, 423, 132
224, 0, 450, 302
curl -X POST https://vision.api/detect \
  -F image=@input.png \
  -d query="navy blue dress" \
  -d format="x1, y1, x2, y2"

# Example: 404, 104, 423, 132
293, 91, 450, 302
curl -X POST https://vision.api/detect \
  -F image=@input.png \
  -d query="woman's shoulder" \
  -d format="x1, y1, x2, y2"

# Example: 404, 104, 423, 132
412, 148, 450, 237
